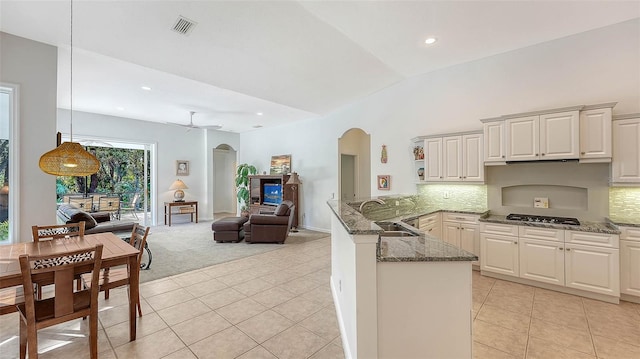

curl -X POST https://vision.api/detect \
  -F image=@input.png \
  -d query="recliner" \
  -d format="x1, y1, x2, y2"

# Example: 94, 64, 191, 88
243, 200, 295, 244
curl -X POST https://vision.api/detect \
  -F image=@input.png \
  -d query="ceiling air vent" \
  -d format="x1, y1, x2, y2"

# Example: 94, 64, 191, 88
172, 16, 197, 35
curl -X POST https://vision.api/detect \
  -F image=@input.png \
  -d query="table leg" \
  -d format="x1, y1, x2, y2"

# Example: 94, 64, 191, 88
195, 203, 198, 223
128, 255, 139, 341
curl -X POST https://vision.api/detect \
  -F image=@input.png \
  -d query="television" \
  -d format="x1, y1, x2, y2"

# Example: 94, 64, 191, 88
263, 183, 283, 206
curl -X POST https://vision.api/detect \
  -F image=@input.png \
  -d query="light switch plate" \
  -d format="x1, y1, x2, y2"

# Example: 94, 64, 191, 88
534, 197, 549, 208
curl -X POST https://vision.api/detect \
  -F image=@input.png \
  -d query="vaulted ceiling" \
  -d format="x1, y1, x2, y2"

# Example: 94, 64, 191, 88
1, 1, 638, 132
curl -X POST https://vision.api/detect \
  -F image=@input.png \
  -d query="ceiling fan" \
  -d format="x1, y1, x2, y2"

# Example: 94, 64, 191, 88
170, 111, 222, 131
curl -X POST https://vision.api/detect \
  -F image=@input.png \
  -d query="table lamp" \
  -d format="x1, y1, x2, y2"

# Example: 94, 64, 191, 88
286, 172, 301, 232
169, 179, 188, 202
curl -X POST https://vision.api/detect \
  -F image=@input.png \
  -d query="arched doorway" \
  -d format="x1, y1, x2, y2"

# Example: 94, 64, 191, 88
338, 128, 371, 202
213, 144, 237, 217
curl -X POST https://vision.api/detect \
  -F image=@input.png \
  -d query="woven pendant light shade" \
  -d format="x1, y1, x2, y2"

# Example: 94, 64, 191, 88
39, 141, 100, 176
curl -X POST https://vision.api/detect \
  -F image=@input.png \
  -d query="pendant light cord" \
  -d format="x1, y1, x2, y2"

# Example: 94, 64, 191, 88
69, 0, 73, 142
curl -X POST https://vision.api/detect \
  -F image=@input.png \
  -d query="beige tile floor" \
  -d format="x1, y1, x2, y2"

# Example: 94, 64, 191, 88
1, 235, 639, 358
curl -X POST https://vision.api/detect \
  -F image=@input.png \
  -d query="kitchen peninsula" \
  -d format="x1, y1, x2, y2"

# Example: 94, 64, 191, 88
328, 197, 482, 359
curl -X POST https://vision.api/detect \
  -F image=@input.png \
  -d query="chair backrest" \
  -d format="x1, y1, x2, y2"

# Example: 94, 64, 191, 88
32, 222, 86, 242
98, 196, 121, 212
69, 197, 93, 211
18, 244, 103, 324
129, 224, 150, 264
130, 193, 141, 207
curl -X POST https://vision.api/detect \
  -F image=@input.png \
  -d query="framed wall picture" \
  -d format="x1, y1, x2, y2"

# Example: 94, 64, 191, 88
176, 160, 189, 176
270, 154, 291, 175
377, 175, 390, 190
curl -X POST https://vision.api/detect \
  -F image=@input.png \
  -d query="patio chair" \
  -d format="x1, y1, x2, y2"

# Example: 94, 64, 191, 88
120, 193, 140, 220
69, 197, 94, 211
17, 244, 103, 359
98, 196, 121, 220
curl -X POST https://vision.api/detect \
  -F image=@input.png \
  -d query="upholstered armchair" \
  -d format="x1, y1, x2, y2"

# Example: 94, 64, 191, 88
243, 200, 295, 244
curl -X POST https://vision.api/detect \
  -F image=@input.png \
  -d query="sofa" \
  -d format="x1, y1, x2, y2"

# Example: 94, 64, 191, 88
243, 200, 295, 244
57, 203, 137, 235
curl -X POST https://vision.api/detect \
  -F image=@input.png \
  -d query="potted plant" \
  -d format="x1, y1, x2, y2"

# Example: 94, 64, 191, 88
235, 163, 257, 217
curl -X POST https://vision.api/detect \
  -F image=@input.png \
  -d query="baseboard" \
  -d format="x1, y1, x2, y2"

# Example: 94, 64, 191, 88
621, 293, 640, 304
299, 225, 330, 233
330, 276, 352, 359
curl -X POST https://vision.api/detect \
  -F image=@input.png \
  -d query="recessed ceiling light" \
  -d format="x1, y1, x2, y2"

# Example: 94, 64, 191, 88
425, 37, 437, 45
141, 86, 152, 91
253, 125, 263, 128
256, 112, 263, 116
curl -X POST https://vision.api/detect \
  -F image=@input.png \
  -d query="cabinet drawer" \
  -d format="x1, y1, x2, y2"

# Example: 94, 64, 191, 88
419, 213, 440, 228
519, 226, 564, 242
565, 230, 619, 248
480, 222, 519, 236
619, 226, 640, 242
443, 213, 480, 223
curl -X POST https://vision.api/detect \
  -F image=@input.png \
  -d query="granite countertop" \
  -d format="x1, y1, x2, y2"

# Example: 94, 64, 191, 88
327, 197, 483, 263
607, 215, 640, 228
479, 214, 621, 234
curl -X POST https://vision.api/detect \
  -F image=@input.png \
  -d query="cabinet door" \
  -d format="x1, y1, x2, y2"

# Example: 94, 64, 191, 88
506, 116, 539, 161
612, 118, 640, 183
442, 222, 461, 247
425, 138, 443, 181
539, 111, 580, 160
460, 225, 478, 255
580, 108, 612, 161
565, 244, 619, 296
519, 238, 565, 286
620, 240, 640, 297
442, 136, 462, 181
483, 121, 506, 164
462, 134, 484, 182
480, 233, 519, 277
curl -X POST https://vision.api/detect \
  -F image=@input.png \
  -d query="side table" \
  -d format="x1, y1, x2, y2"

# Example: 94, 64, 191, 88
164, 201, 198, 226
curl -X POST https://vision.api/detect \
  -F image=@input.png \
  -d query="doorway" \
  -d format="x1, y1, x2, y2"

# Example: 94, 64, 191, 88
341, 154, 356, 201
213, 145, 237, 217
338, 128, 371, 201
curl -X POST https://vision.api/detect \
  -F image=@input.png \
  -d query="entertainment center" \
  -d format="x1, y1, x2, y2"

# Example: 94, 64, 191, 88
248, 174, 299, 228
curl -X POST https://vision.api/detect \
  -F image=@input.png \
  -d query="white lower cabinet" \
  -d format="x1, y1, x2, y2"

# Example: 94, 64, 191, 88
620, 226, 640, 299
480, 232, 519, 277
418, 212, 441, 239
519, 238, 564, 285
442, 213, 480, 264
565, 243, 619, 296
481, 222, 620, 298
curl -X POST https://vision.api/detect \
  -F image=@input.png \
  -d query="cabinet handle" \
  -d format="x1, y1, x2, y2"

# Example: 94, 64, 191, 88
566, 248, 571, 251
559, 247, 563, 250
541, 153, 545, 156
535, 153, 539, 156
440, 176, 443, 179
428, 229, 432, 232
514, 241, 518, 244
581, 152, 585, 155
459, 176, 462, 179
501, 155, 505, 158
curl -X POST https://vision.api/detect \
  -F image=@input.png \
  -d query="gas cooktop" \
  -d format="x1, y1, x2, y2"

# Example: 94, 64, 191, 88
506, 213, 581, 226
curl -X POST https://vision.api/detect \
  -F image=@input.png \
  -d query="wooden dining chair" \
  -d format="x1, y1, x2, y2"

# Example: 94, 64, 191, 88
17, 244, 103, 359
32, 222, 85, 241
31, 222, 87, 299
83, 224, 149, 317
0, 286, 24, 315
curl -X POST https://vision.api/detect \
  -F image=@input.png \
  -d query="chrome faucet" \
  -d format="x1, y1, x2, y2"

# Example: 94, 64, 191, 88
359, 198, 386, 212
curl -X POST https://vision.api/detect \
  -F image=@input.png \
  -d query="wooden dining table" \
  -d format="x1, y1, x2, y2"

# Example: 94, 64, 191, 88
0, 232, 140, 341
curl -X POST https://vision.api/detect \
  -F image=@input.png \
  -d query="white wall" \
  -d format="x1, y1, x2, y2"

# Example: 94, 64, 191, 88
241, 19, 640, 232
1, 32, 58, 242
57, 109, 240, 223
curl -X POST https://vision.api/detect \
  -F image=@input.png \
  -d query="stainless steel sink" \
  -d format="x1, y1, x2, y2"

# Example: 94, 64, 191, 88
375, 221, 418, 237
379, 231, 418, 237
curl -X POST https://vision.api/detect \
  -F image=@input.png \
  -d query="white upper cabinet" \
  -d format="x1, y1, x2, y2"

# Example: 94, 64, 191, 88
424, 132, 483, 183
579, 105, 613, 162
482, 120, 505, 164
612, 114, 640, 184
425, 137, 443, 181
539, 111, 580, 160
506, 110, 579, 162
462, 133, 484, 181
506, 115, 539, 161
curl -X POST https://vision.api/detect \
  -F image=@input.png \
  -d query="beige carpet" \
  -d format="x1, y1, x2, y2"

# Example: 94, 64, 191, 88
139, 219, 330, 283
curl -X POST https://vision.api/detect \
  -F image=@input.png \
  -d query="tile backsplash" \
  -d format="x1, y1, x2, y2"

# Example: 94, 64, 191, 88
417, 184, 487, 211
609, 187, 640, 219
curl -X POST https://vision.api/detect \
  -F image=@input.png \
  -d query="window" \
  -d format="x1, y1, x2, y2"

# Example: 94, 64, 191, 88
0, 84, 19, 243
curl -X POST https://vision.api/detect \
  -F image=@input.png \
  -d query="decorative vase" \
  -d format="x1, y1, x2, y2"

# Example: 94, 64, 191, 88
417, 167, 425, 180
381, 145, 388, 163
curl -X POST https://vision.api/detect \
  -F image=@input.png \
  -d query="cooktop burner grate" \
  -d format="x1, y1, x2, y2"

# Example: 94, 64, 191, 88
506, 213, 580, 226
